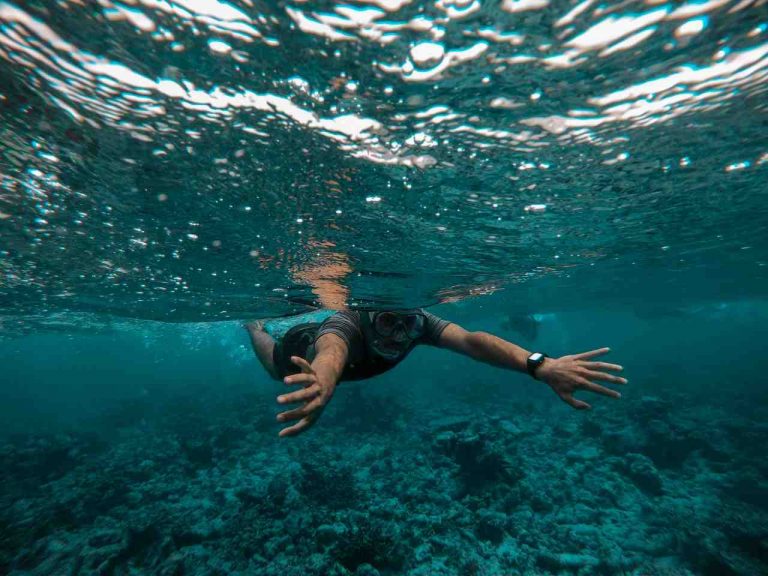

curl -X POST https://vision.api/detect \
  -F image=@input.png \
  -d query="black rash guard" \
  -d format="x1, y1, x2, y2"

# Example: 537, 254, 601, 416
272, 309, 451, 381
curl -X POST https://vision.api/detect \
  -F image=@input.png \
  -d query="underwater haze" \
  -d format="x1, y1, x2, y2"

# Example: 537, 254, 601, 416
1, 0, 768, 575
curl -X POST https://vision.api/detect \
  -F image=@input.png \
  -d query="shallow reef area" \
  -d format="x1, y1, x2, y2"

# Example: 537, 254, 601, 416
1, 386, 766, 576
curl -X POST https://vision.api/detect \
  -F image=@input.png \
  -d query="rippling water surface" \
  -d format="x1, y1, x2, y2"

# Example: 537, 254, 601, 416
1, 0, 767, 322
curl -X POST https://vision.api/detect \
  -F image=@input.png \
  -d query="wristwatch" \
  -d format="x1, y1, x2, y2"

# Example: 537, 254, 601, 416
526, 352, 549, 380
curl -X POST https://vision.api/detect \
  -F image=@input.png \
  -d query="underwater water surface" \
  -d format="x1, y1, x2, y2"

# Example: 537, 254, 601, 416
1, 0, 768, 574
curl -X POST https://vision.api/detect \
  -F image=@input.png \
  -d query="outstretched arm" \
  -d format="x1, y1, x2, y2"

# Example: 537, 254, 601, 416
436, 323, 627, 410
275, 332, 348, 437
436, 323, 531, 372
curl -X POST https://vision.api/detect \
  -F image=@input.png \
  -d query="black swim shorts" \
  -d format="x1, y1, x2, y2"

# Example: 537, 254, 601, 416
272, 322, 321, 379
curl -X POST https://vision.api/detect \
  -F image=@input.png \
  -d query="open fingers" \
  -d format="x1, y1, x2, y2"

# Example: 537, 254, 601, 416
279, 416, 315, 437
574, 347, 611, 360
277, 384, 321, 405
581, 361, 623, 372
290, 356, 314, 374
283, 372, 316, 387
277, 396, 324, 422
577, 377, 621, 399
560, 393, 591, 410
582, 370, 628, 385
277, 405, 308, 422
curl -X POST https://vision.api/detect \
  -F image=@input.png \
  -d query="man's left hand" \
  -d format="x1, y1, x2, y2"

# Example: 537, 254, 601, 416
536, 347, 627, 410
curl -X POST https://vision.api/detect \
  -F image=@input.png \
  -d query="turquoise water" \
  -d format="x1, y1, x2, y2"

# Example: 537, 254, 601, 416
1, 0, 768, 574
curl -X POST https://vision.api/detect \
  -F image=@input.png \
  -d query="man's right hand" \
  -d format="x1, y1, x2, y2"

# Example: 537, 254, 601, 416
275, 355, 336, 437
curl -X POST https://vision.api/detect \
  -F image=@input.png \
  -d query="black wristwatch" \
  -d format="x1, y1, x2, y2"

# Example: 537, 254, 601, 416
526, 352, 549, 380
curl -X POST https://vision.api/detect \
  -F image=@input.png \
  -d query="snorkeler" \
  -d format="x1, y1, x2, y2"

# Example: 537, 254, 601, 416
246, 309, 626, 438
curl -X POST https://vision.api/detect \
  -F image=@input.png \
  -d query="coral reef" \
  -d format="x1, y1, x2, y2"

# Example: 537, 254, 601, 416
0, 388, 766, 575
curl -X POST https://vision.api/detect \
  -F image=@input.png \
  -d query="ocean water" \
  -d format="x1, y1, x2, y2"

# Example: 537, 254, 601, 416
1, 0, 767, 574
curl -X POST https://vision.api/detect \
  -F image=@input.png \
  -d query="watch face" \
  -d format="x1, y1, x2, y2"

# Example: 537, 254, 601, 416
530, 353, 543, 362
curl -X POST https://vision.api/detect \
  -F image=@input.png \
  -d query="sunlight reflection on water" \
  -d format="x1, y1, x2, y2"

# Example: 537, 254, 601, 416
0, 0, 766, 322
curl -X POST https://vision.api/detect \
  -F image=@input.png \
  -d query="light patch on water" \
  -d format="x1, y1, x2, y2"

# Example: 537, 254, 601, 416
565, 8, 670, 53
675, 17, 709, 38
435, 0, 482, 20
670, 0, 730, 19
725, 161, 750, 171
354, 0, 413, 11
410, 42, 445, 66
129, 0, 263, 42
208, 39, 232, 55
404, 131, 438, 148
474, 28, 525, 45
103, 3, 157, 33
380, 42, 488, 82
524, 204, 547, 213
599, 27, 658, 58
285, 7, 357, 42
555, 0, 594, 28
501, 0, 550, 14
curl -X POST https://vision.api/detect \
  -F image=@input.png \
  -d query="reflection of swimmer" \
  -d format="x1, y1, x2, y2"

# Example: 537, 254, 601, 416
246, 309, 627, 438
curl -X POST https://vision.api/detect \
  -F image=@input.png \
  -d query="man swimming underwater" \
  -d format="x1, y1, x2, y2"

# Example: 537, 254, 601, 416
246, 309, 626, 438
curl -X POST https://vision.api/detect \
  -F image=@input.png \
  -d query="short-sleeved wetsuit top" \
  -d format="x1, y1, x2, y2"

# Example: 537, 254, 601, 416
271, 309, 451, 381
